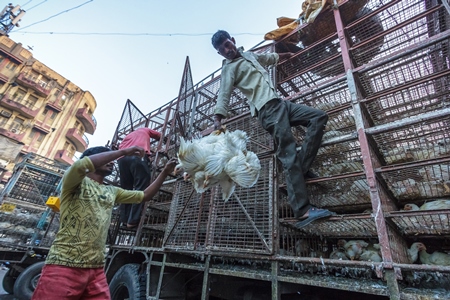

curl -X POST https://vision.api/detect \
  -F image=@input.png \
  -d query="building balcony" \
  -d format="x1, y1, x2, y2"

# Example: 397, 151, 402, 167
33, 120, 51, 134
66, 127, 88, 152
15, 73, 51, 97
45, 99, 62, 112
0, 94, 39, 118
54, 149, 74, 165
76, 108, 96, 134
0, 72, 9, 83
0, 127, 25, 142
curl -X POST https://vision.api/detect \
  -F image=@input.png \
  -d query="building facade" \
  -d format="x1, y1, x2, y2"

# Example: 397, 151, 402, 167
0, 35, 97, 184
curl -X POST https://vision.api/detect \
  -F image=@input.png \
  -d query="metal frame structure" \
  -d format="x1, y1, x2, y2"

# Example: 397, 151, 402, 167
0, 153, 66, 255
106, 1, 450, 299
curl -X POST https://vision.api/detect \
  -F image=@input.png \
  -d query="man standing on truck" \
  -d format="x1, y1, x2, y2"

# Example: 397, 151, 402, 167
211, 30, 334, 228
118, 127, 161, 229
32, 145, 176, 299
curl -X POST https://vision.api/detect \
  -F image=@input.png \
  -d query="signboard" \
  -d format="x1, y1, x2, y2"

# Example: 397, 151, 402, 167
0, 202, 16, 212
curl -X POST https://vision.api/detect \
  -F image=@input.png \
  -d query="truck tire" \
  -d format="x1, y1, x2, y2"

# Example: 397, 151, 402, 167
109, 263, 146, 300
2, 269, 16, 294
13, 261, 45, 300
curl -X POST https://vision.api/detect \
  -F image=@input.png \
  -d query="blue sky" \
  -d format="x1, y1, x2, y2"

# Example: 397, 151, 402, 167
9, 0, 300, 148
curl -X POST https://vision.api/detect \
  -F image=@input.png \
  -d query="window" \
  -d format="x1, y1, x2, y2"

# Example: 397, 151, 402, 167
39, 77, 49, 88
37, 108, 47, 122
50, 111, 56, 120
10, 117, 24, 132
0, 116, 8, 127
28, 130, 36, 139
67, 145, 76, 157
13, 89, 26, 102
5, 61, 17, 71
28, 71, 39, 81
26, 95, 38, 108
64, 142, 76, 157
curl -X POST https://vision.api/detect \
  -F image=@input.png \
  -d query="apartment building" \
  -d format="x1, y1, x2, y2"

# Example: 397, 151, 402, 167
0, 35, 97, 184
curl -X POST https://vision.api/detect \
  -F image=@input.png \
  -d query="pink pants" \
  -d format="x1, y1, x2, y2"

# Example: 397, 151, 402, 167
32, 264, 110, 300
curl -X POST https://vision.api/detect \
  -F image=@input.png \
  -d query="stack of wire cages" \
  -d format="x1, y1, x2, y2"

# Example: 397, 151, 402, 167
351, 0, 450, 297
163, 60, 277, 255
0, 153, 66, 249
273, 0, 450, 296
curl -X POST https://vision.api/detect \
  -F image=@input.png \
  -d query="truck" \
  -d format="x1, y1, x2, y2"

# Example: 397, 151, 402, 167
2, 0, 450, 299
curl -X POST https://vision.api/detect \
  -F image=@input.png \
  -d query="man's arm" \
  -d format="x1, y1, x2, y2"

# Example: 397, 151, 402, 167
144, 128, 161, 141
142, 158, 177, 201
89, 146, 145, 169
214, 65, 234, 128
278, 52, 295, 62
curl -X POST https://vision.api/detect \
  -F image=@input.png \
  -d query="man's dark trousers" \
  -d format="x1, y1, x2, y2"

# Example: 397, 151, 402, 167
118, 155, 152, 226
257, 98, 328, 218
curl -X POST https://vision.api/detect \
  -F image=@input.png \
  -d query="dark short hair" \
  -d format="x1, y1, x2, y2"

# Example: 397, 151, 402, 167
80, 146, 111, 159
211, 30, 231, 49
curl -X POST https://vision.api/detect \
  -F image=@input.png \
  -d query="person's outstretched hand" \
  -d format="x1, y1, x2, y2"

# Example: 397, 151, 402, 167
163, 157, 178, 175
122, 146, 145, 157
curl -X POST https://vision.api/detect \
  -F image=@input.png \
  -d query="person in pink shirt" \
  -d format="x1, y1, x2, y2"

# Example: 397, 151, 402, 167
118, 127, 161, 228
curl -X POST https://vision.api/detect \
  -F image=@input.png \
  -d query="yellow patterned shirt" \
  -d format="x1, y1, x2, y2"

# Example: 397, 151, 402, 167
45, 157, 143, 268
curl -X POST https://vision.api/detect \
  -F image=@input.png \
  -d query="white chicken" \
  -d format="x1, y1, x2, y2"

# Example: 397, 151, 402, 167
403, 199, 450, 211
359, 243, 382, 262
339, 239, 369, 260
329, 248, 349, 260
408, 242, 423, 264
416, 243, 450, 266
359, 249, 382, 262
175, 129, 261, 202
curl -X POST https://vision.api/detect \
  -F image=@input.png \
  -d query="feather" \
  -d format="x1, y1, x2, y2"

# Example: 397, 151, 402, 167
176, 129, 260, 201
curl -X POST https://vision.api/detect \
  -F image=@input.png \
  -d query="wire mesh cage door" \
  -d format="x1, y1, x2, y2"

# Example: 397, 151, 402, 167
164, 156, 275, 255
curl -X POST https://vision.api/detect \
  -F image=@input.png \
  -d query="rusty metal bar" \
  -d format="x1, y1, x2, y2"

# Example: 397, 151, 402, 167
392, 262, 450, 273
375, 156, 450, 173
201, 255, 211, 300
345, 67, 396, 273
365, 107, 450, 135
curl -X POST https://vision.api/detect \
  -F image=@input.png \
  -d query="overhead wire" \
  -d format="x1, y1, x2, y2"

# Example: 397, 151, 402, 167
23, 0, 48, 11
20, 1, 34, 8
15, 0, 93, 31
13, 0, 263, 38
14, 31, 264, 37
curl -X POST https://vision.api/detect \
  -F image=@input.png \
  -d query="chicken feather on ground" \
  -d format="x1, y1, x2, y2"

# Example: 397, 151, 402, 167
176, 129, 261, 201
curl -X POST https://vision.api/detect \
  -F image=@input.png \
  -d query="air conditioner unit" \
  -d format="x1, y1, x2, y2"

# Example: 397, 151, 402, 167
0, 110, 12, 118
10, 128, 17, 133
